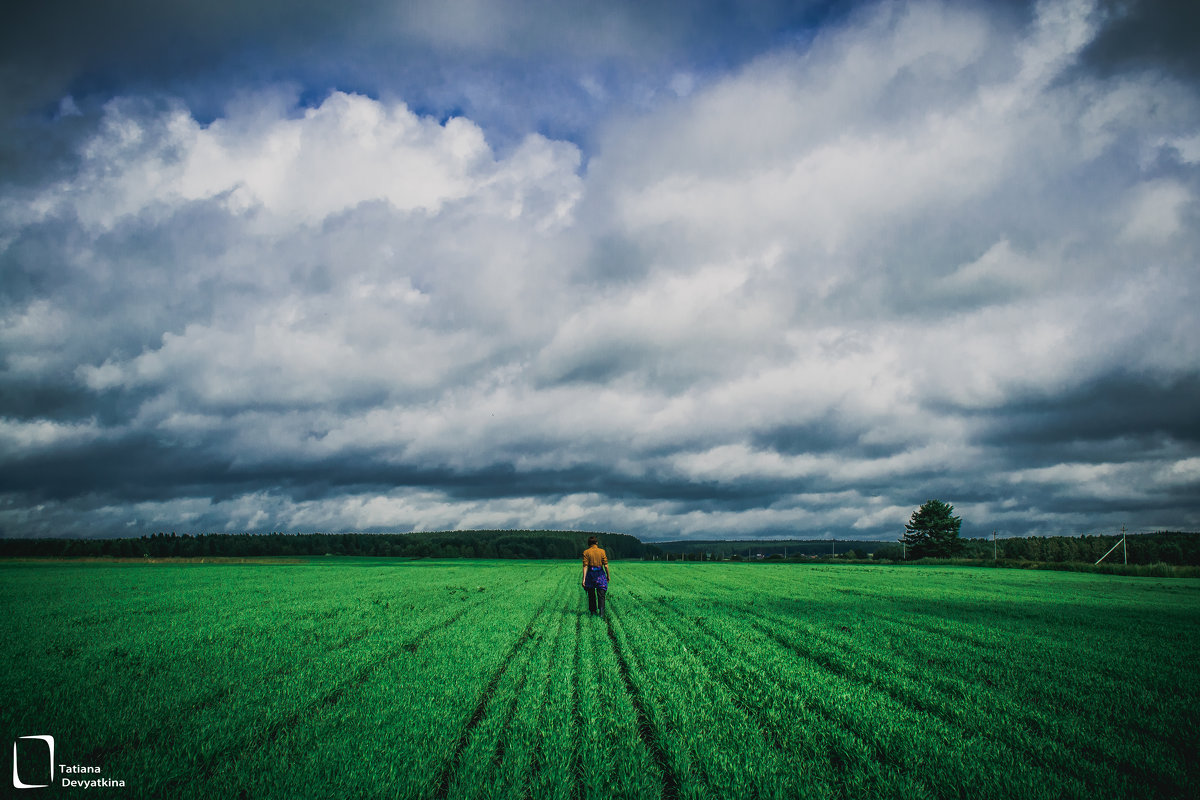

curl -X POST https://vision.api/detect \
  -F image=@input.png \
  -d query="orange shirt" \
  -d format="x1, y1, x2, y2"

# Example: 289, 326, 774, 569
582, 545, 608, 568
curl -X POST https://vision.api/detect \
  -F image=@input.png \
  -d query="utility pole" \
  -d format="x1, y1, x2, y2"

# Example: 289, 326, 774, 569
1095, 525, 1129, 566
993, 530, 997, 561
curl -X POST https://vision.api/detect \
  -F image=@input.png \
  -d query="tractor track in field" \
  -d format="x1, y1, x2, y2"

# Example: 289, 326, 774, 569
638, 568, 1024, 666
631, 584, 1145, 792
646, 584, 971, 734
737, 610, 1170, 793
185, 623, 380, 716
149, 597, 487, 797
292, 597, 489, 716
628, 573, 1152, 786
622, 583, 962, 766
569, 613, 583, 800
634, 580, 975, 730
621, 580, 954, 792
81, 612, 396, 764
730, 601, 1095, 748
603, 609, 680, 800
489, 595, 563, 780
484, 643, 532, 771
433, 594, 553, 799
629, 587, 952, 791
746, 616, 968, 728
88, 571, 558, 772
622, 589, 791, 758
523, 594, 570, 800
85, 596, 491, 767
80, 603, 484, 769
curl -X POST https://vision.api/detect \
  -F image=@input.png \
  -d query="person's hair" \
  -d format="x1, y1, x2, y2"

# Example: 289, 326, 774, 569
587, 536, 598, 546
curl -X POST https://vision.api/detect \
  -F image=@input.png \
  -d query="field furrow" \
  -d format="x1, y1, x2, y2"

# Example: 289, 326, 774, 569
2, 559, 1196, 799
616, 564, 1199, 799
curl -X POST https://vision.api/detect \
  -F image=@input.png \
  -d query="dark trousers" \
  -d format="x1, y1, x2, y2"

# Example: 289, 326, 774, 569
585, 585, 607, 616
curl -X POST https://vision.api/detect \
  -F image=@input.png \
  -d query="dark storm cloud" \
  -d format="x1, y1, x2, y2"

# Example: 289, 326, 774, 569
750, 417, 908, 460
1081, 0, 1200, 79
0, 434, 227, 502
975, 373, 1200, 452
0, 425, 791, 511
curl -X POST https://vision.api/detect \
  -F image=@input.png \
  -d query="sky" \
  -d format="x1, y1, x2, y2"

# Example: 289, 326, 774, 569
1, 0, 1198, 541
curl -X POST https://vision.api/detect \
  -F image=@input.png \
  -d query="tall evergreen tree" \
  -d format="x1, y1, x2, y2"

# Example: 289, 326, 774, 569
902, 499, 964, 558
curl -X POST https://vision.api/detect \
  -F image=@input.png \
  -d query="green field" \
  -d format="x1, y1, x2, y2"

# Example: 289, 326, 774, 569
2, 560, 1197, 799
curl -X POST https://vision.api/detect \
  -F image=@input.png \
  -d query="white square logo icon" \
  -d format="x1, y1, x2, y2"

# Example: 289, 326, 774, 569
12, 736, 54, 789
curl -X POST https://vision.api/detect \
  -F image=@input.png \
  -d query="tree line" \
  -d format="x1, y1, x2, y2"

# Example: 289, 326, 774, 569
873, 531, 1200, 565
883, 501, 1200, 566
651, 539, 893, 558
0, 530, 655, 560
1, 528, 1196, 565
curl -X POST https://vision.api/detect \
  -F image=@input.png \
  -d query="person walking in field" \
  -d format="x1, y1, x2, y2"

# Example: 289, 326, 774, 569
581, 536, 609, 616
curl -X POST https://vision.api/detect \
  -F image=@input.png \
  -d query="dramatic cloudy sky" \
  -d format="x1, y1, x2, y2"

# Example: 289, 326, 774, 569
2, 0, 1198, 540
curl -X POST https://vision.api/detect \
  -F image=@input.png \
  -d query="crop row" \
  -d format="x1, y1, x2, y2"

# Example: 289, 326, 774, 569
610, 563, 1199, 799
2, 559, 1196, 799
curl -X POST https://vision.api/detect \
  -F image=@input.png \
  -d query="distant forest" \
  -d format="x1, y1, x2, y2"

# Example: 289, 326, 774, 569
0, 529, 1197, 566
653, 539, 891, 558
0, 530, 652, 560
959, 531, 1200, 566
660, 532, 1200, 566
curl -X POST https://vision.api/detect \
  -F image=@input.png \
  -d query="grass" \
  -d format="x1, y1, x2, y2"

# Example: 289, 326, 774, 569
1, 559, 1197, 798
